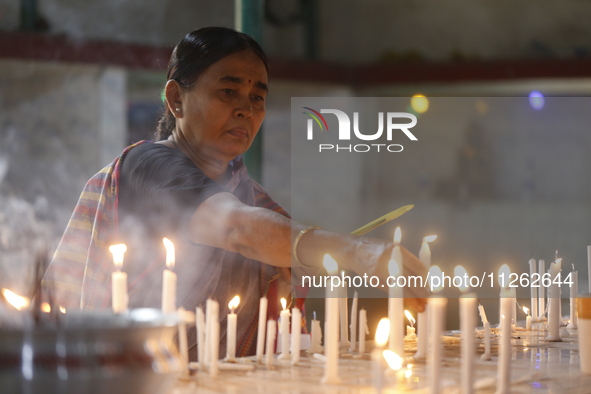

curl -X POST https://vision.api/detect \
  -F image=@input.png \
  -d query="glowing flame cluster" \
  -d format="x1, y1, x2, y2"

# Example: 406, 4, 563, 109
2, 289, 30, 310
228, 295, 240, 312
375, 318, 390, 346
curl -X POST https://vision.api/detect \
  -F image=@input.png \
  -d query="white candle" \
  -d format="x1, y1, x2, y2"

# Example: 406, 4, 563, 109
388, 257, 404, 355
204, 299, 212, 366
547, 259, 562, 341
339, 270, 350, 347
456, 265, 476, 394
308, 312, 323, 353
349, 291, 358, 352
497, 287, 513, 393
226, 295, 240, 362
209, 300, 220, 377
568, 269, 578, 329
478, 303, 491, 360
478, 304, 488, 324
529, 257, 538, 321
196, 306, 205, 365
109, 244, 128, 313
162, 238, 176, 314
322, 254, 341, 384
177, 307, 189, 377
404, 310, 416, 340
372, 318, 390, 394
291, 306, 302, 365
265, 319, 276, 368
279, 298, 291, 360
523, 306, 532, 330
256, 296, 268, 363
359, 308, 368, 355
416, 235, 436, 359
428, 296, 447, 394
538, 259, 546, 319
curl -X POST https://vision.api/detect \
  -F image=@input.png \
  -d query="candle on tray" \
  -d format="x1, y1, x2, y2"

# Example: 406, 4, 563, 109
162, 238, 177, 314
547, 259, 562, 341
266, 319, 276, 368
256, 296, 268, 363
279, 298, 291, 360
209, 300, 220, 377
416, 235, 436, 359
109, 244, 128, 314
226, 295, 240, 362
177, 308, 190, 377
523, 306, 532, 330
372, 318, 390, 394
196, 306, 205, 365
388, 256, 404, 355
404, 310, 416, 340
478, 304, 491, 360
322, 254, 341, 384
538, 259, 546, 320
498, 286, 513, 394
339, 270, 350, 347
428, 265, 447, 394
349, 291, 358, 352
359, 308, 368, 355
529, 257, 538, 321
308, 311, 323, 353
456, 265, 476, 394
567, 266, 578, 329
292, 306, 302, 365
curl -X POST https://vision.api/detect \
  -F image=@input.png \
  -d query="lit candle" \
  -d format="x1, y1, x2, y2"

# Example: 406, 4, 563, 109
109, 244, 128, 313
226, 295, 240, 362
456, 265, 476, 394
567, 267, 578, 329
177, 307, 190, 378
256, 296, 268, 363
359, 308, 368, 355
383, 350, 404, 385
547, 259, 562, 341
478, 304, 491, 360
292, 306, 302, 365
265, 319, 276, 368
339, 270, 350, 347
1, 289, 30, 310
208, 299, 220, 377
497, 264, 512, 327
428, 265, 447, 394
498, 286, 513, 394
308, 311, 323, 353
162, 238, 176, 314
388, 256, 404, 355
279, 298, 291, 360
372, 318, 390, 394
529, 257, 538, 321
416, 235, 436, 359
538, 259, 546, 320
349, 291, 358, 352
322, 254, 341, 384
404, 310, 416, 340
204, 298, 212, 366
196, 306, 205, 366
523, 306, 532, 330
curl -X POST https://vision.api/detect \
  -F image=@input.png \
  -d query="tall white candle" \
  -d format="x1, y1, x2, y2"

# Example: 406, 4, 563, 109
529, 257, 538, 321
388, 257, 404, 355
416, 235, 436, 359
538, 259, 546, 320
359, 308, 368, 355
404, 310, 416, 340
178, 307, 189, 377
568, 269, 578, 329
204, 299, 212, 366
279, 298, 291, 359
256, 296, 268, 363
209, 300, 220, 377
226, 295, 240, 362
497, 287, 513, 394
162, 238, 177, 314
109, 244, 128, 314
456, 265, 476, 394
196, 306, 205, 365
339, 270, 350, 347
322, 254, 341, 384
265, 319, 276, 368
428, 296, 447, 394
478, 303, 491, 360
372, 318, 390, 394
547, 259, 562, 341
523, 306, 532, 330
291, 306, 302, 365
308, 312, 323, 353
349, 291, 358, 352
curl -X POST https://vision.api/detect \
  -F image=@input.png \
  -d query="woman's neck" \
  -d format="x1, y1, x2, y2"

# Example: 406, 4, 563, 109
167, 133, 229, 182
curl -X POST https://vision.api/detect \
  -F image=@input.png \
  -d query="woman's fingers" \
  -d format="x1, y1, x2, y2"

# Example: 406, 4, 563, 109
404, 297, 428, 313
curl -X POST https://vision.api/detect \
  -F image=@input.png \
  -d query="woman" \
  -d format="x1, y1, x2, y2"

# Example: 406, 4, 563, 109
43, 27, 427, 357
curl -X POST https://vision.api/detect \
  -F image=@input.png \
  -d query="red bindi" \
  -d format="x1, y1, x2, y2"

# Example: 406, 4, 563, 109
248, 79, 251, 83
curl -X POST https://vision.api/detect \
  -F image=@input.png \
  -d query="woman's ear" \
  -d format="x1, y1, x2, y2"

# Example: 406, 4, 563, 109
165, 80, 183, 118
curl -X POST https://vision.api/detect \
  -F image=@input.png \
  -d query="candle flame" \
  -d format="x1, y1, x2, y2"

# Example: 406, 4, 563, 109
228, 295, 240, 311
1, 289, 30, 311
498, 264, 511, 287
404, 310, 415, 326
454, 265, 469, 292
323, 254, 339, 275
375, 318, 390, 346
109, 244, 127, 269
393, 227, 401, 245
523, 306, 529, 316
382, 349, 403, 371
280, 297, 287, 310
60, 306, 66, 314
163, 238, 175, 269
40, 302, 51, 313
388, 258, 400, 277
405, 364, 413, 378
424, 235, 437, 243
429, 265, 444, 292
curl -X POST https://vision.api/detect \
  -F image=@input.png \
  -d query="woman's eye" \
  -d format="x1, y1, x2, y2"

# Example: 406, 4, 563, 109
253, 95, 265, 102
222, 89, 235, 95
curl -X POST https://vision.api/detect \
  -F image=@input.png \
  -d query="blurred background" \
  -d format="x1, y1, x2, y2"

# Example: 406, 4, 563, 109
1, 0, 591, 331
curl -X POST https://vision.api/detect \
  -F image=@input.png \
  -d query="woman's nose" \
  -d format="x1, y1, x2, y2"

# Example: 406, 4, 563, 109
235, 97, 253, 118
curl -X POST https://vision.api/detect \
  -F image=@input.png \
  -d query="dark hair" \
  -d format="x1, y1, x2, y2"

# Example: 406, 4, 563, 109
155, 27, 269, 140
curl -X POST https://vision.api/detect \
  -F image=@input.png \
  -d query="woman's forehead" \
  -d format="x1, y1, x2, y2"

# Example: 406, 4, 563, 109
203, 51, 268, 84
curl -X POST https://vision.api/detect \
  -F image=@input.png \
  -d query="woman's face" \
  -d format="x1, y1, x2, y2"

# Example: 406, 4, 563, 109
174, 50, 268, 163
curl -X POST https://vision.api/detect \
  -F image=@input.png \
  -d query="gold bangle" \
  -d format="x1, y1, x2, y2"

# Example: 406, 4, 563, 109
292, 226, 320, 267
